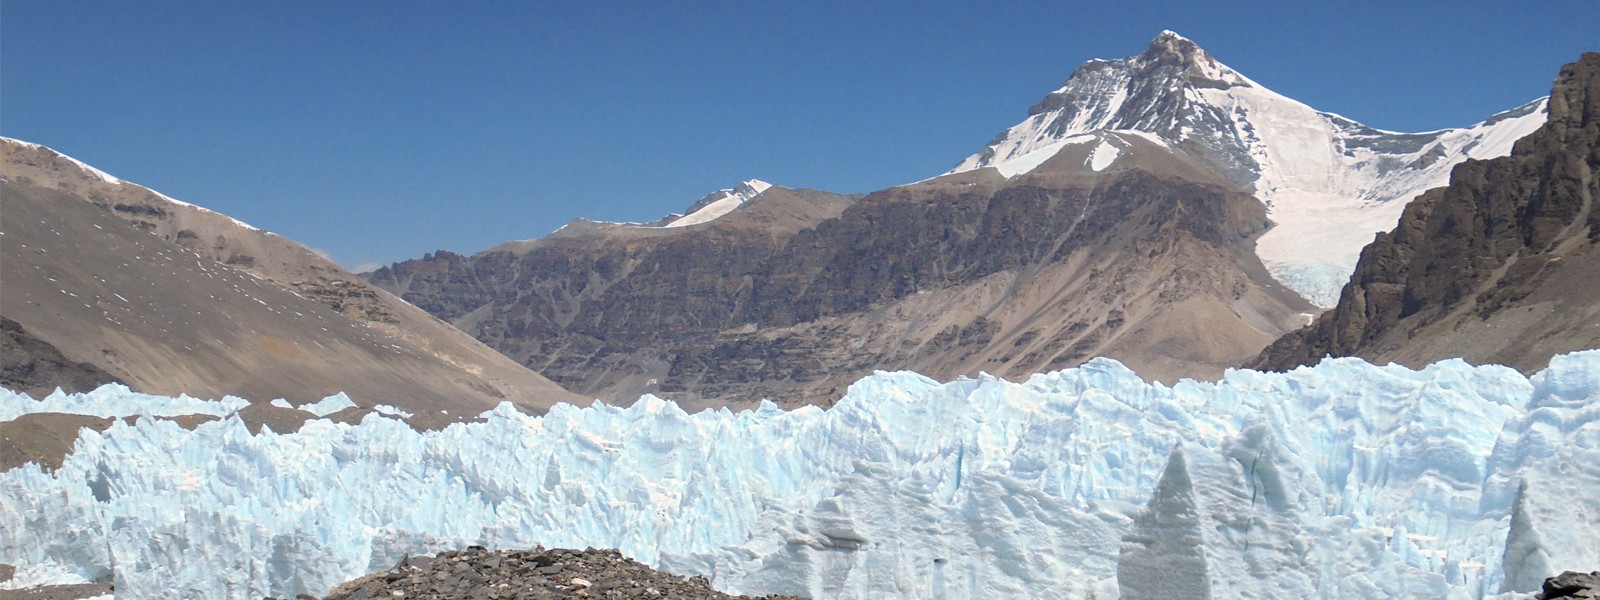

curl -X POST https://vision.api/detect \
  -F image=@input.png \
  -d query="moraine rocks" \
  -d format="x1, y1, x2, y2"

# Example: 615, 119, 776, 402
1539, 571, 1600, 599
307, 546, 805, 600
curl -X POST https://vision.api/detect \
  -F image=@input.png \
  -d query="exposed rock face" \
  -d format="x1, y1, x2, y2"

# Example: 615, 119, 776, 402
370, 186, 861, 407
0, 317, 117, 397
315, 546, 802, 600
0, 138, 582, 413
1253, 53, 1600, 374
375, 134, 1312, 408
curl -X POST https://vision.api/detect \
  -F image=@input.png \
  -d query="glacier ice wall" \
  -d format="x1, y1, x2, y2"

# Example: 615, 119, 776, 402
2, 353, 1597, 599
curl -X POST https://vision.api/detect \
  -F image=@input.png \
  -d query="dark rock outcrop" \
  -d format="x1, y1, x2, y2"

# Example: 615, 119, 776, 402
1253, 53, 1600, 373
314, 546, 803, 600
0, 317, 117, 397
1540, 571, 1600, 600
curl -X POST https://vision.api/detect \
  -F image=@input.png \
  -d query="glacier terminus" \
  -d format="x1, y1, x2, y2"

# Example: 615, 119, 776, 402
3, 352, 1597, 599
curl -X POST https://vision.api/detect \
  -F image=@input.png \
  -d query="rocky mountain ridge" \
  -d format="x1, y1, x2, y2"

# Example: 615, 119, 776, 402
373, 127, 1313, 407
1253, 53, 1600, 374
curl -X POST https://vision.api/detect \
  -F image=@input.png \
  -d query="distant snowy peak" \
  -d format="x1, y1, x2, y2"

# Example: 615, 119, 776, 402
665, 179, 772, 228
949, 30, 1258, 178
0, 136, 262, 232
540, 179, 775, 240
947, 31, 1549, 306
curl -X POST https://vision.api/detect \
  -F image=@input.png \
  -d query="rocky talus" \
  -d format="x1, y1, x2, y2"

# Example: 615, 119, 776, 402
1253, 53, 1600, 373
311, 546, 804, 600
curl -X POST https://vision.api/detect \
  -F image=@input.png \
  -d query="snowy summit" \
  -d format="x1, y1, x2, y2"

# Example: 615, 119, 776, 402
665, 179, 773, 228
947, 32, 1548, 306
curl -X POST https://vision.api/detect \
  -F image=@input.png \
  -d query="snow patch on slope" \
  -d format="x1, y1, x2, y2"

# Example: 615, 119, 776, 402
1089, 139, 1122, 171
992, 134, 1096, 177
545, 180, 775, 236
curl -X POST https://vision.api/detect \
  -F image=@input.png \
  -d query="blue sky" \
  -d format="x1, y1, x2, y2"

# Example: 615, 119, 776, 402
4, 1, 1596, 271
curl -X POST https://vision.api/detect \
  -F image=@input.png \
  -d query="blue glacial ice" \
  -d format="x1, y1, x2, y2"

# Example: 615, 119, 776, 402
2, 352, 1597, 599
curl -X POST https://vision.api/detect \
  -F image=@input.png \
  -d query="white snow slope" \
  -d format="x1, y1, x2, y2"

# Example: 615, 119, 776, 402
542, 179, 773, 238
946, 32, 1548, 306
3, 352, 1597, 599
666, 180, 773, 228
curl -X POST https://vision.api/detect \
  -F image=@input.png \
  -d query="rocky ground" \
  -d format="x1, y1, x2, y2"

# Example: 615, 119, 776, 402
0, 562, 109, 600
1540, 571, 1600, 599
307, 546, 804, 600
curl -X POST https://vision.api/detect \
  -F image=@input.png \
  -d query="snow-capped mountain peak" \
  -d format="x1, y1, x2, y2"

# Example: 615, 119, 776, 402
948, 32, 1547, 306
540, 179, 776, 238
664, 179, 772, 228
1130, 29, 1254, 88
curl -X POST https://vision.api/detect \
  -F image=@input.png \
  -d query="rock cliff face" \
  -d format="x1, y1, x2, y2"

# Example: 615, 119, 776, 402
1253, 53, 1600, 373
370, 186, 861, 407
0, 138, 582, 413
374, 133, 1313, 408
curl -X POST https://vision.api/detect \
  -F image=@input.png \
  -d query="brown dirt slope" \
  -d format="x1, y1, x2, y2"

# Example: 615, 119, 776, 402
1, 139, 583, 414
1253, 53, 1600, 373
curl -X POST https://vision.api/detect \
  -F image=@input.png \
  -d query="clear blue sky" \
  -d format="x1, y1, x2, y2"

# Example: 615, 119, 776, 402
4, 1, 1596, 271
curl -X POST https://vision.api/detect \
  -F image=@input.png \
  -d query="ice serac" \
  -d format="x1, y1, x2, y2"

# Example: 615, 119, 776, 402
1118, 446, 1212, 599
6, 351, 1598, 599
1494, 353, 1600, 593
1120, 432, 1318, 600
1253, 53, 1600, 377
950, 31, 1548, 306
